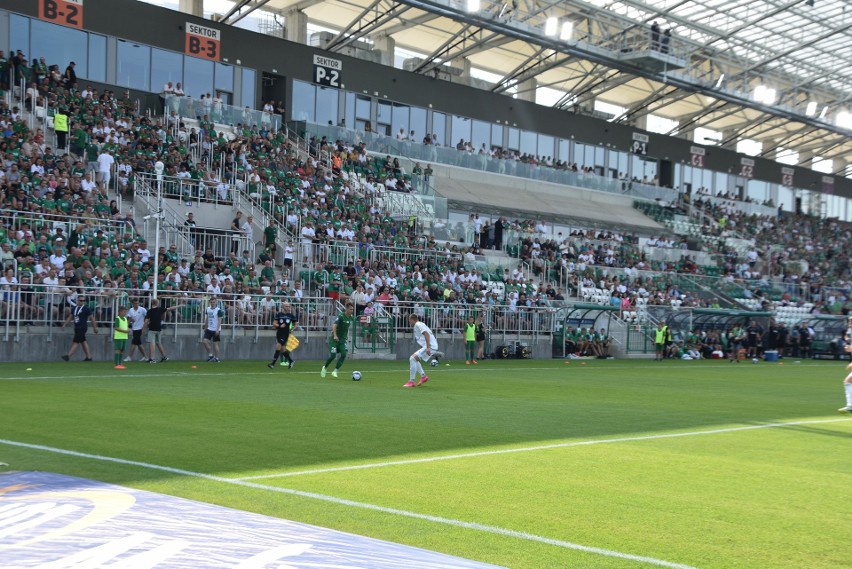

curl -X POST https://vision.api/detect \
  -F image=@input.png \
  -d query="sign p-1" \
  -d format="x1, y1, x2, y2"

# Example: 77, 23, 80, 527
313, 54, 342, 88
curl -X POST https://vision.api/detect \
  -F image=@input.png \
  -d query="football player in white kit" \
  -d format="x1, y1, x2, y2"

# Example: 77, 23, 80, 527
406, 313, 443, 387
840, 316, 852, 413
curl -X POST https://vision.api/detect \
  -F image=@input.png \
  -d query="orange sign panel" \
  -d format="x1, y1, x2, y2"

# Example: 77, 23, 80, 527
38, 0, 83, 29
185, 22, 221, 61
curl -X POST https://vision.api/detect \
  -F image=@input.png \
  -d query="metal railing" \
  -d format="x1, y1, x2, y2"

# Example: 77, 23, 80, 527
298, 121, 678, 205
367, 244, 462, 271
162, 94, 282, 131
0, 286, 556, 346
0, 286, 340, 343
0, 208, 138, 244
134, 173, 263, 259
347, 299, 556, 346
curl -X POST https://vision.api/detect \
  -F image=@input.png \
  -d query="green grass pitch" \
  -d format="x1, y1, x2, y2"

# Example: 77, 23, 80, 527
1, 357, 850, 568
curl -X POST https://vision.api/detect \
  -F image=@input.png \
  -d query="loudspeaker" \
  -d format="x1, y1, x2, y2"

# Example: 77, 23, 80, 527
495, 345, 509, 359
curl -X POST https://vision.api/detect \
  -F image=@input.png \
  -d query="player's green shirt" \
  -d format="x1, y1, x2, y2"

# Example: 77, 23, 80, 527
334, 312, 354, 341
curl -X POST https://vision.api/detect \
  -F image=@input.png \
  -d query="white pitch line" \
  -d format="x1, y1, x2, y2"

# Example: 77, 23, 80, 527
0, 361, 837, 382
237, 417, 852, 480
0, 366, 590, 382
0, 438, 698, 569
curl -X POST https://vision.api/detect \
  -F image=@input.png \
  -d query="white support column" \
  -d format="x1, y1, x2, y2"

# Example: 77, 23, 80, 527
371, 33, 396, 67
179, 0, 204, 17
286, 10, 308, 45
516, 78, 537, 103
454, 57, 471, 86
720, 129, 738, 151
797, 149, 814, 168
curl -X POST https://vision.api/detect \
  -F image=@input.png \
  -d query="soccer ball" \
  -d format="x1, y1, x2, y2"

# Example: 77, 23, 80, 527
752, 358, 759, 364
352, 371, 362, 381
430, 359, 439, 367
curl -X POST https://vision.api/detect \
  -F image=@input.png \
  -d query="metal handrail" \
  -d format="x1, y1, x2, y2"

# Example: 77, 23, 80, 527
0, 286, 557, 344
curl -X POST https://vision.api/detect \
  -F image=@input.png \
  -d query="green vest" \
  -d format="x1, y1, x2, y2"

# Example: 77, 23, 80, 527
114, 316, 129, 340
54, 113, 68, 133
465, 323, 477, 342
655, 328, 666, 343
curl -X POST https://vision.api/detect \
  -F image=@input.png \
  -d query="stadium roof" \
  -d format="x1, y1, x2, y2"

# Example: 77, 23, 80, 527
192, 0, 852, 172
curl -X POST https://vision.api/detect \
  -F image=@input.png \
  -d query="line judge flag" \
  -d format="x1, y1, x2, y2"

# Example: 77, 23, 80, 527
286, 335, 300, 351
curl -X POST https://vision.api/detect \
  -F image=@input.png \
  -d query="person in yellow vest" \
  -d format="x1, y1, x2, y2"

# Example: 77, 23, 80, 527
654, 322, 666, 361
664, 323, 674, 359
53, 109, 69, 153
475, 317, 487, 360
464, 315, 478, 365
113, 305, 130, 369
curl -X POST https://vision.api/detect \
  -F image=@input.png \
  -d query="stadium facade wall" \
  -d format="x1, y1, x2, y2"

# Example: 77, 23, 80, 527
1, 0, 848, 198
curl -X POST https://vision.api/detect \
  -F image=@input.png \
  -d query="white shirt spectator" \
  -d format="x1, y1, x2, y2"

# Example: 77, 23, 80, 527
259, 295, 277, 314
241, 219, 253, 238
127, 305, 147, 331
49, 252, 67, 271
81, 176, 96, 193
97, 151, 115, 175
136, 246, 152, 263
0, 273, 18, 289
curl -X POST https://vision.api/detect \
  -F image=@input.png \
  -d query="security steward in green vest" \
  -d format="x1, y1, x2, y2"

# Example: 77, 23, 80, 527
113, 305, 130, 369
53, 109, 69, 152
464, 315, 478, 364
655, 322, 667, 362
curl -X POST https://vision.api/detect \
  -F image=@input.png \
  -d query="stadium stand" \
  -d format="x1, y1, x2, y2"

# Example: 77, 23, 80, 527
0, 40, 849, 362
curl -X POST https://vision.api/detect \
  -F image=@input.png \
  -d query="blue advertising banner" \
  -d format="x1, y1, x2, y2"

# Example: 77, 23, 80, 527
0, 471, 504, 568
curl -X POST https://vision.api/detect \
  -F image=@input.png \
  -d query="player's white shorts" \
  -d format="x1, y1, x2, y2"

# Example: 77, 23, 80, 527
413, 346, 437, 361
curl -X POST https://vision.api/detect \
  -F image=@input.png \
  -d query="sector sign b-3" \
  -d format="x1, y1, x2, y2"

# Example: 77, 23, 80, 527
185, 22, 221, 61
313, 54, 342, 88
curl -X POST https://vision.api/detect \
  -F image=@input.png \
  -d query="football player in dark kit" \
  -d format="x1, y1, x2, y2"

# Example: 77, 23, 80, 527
268, 302, 298, 369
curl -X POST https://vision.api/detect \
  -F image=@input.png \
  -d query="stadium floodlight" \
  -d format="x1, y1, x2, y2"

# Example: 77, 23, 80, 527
544, 16, 558, 36
151, 160, 165, 301
819, 105, 828, 119
466, 0, 480, 12
837, 111, 852, 129
805, 101, 818, 116
752, 85, 776, 105
560, 21, 574, 41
